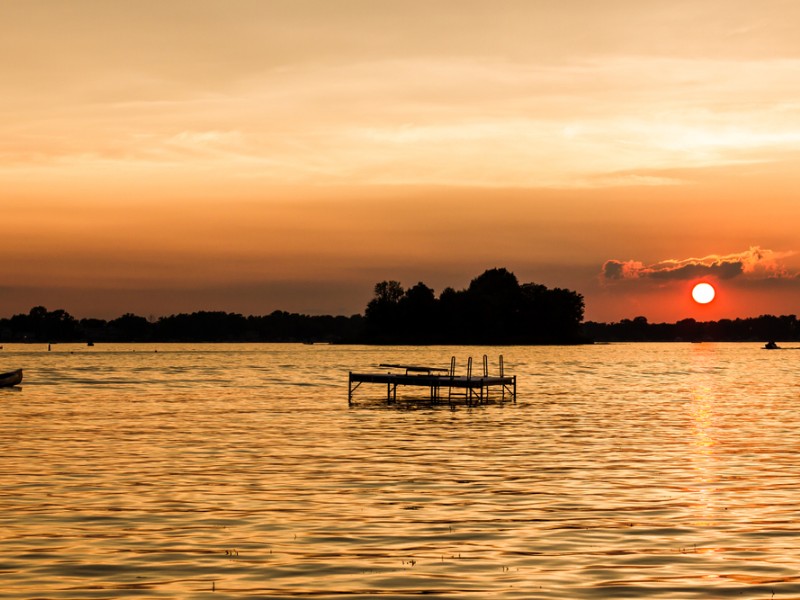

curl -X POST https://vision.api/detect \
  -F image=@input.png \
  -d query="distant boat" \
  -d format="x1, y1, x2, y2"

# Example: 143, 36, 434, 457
0, 369, 23, 387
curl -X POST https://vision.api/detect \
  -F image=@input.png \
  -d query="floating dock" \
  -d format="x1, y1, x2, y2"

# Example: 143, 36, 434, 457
348, 355, 516, 406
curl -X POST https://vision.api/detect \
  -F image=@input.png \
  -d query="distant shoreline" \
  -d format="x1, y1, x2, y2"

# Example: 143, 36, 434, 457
2, 309, 796, 345
2, 269, 796, 345
0, 338, 790, 347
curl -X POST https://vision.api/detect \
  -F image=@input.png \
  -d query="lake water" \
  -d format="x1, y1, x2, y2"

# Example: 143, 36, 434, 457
1, 342, 799, 599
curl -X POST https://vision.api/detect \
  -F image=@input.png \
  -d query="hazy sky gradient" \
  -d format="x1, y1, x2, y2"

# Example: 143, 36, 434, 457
3, 1, 800, 321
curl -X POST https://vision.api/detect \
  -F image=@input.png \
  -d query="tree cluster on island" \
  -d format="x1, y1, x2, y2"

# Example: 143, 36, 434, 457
364, 268, 585, 344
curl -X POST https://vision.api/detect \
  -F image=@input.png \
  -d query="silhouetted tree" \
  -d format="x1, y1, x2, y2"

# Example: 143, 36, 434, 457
520, 283, 585, 343
465, 268, 522, 343
79, 318, 109, 342
374, 280, 404, 304
399, 282, 437, 343
108, 313, 151, 341
362, 268, 586, 344
6, 306, 80, 341
365, 280, 405, 342
437, 286, 467, 343
156, 311, 248, 341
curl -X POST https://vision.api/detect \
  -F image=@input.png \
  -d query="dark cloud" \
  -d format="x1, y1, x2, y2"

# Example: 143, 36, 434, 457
601, 260, 627, 280
648, 260, 743, 281
601, 246, 795, 283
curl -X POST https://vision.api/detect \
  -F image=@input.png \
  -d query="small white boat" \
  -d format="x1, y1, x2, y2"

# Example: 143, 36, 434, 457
0, 369, 23, 387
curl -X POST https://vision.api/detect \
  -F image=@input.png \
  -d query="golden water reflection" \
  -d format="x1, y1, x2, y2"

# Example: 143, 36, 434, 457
1, 343, 800, 598
687, 346, 720, 528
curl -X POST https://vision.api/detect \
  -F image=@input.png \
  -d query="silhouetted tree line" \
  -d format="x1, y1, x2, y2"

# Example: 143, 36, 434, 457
0, 268, 585, 344
364, 268, 586, 344
583, 315, 800, 343
0, 306, 364, 343
10, 269, 791, 345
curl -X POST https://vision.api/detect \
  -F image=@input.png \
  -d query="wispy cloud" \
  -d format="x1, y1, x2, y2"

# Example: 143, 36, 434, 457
6, 52, 800, 189
601, 246, 797, 282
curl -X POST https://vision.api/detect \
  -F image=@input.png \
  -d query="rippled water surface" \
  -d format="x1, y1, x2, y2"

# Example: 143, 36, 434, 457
2, 342, 800, 599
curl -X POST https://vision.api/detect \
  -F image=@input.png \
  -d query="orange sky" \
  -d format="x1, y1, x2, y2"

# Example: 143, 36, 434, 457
3, 1, 800, 322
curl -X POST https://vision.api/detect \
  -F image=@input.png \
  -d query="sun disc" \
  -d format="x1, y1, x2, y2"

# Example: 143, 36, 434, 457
692, 282, 715, 304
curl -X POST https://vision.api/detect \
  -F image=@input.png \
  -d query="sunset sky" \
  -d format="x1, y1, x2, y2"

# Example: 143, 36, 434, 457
3, 0, 800, 323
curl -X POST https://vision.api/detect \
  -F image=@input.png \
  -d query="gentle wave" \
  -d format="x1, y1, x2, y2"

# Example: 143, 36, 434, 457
2, 342, 800, 598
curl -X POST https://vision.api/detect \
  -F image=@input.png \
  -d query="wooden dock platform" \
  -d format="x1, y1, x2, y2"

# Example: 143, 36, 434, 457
348, 356, 516, 406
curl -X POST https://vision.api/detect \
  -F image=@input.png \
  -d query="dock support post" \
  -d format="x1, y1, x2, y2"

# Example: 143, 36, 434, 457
448, 356, 456, 405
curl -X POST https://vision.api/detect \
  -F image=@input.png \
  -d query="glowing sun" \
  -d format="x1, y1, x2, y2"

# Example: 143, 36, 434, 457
692, 282, 716, 304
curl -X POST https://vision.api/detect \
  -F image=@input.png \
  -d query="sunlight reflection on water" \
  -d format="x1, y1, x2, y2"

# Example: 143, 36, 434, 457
1, 342, 800, 598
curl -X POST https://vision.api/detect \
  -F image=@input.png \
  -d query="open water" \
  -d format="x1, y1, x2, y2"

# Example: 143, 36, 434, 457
1, 342, 799, 599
